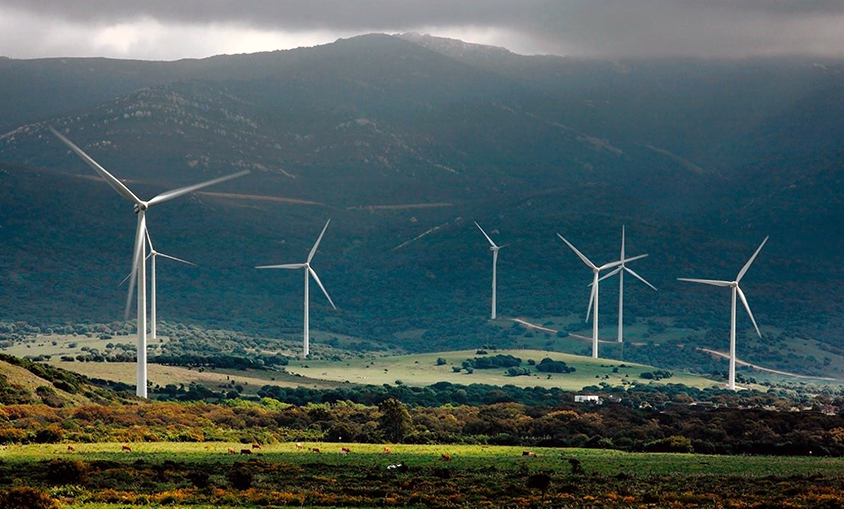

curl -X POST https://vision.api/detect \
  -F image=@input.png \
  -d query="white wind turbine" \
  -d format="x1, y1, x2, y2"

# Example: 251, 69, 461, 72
256, 220, 337, 358
595, 226, 656, 343
678, 237, 768, 391
557, 234, 646, 359
120, 228, 196, 342
50, 127, 249, 398
475, 222, 504, 320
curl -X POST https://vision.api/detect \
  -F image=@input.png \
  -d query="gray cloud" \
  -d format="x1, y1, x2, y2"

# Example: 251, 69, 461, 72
3, 0, 844, 59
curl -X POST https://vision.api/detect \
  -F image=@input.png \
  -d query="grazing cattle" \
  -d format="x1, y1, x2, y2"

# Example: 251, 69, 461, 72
67, 445, 75, 452
339, 449, 348, 456
121, 445, 132, 452
383, 447, 392, 454
227, 448, 237, 454
523, 451, 538, 458
295, 442, 304, 450
440, 453, 452, 461
252, 443, 261, 449
311, 448, 321, 453
341, 447, 351, 453
240, 449, 252, 455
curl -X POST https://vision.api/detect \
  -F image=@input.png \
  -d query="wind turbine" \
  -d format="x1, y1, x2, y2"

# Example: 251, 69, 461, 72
256, 220, 337, 358
595, 226, 656, 343
557, 234, 646, 359
678, 237, 768, 391
475, 222, 504, 320
120, 228, 196, 342
50, 127, 249, 398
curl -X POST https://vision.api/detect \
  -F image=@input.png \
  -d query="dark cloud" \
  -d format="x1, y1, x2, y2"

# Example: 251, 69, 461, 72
2, 0, 844, 58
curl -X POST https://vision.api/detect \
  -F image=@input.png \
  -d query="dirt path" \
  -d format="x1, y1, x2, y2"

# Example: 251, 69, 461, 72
510, 318, 618, 344
698, 348, 843, 382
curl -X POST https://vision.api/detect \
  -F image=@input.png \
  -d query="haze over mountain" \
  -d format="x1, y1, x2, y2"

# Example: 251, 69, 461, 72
1, 34, 842, 378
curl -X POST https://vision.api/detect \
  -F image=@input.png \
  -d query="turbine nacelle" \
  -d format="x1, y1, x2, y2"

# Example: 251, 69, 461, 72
133, 202, 149, 214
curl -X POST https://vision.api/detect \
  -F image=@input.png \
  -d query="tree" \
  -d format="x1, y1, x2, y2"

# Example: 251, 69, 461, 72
379, 397, 412, 443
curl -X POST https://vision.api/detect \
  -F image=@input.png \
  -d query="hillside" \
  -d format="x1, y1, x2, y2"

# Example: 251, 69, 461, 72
0, 34, 843, 380
0, 353, 125, 407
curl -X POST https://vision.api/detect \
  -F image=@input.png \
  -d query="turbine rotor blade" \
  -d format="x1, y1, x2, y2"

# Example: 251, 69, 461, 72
50, 127, 143, 205
475, 222, 498, 248
156, 252, 196, 266
595, 267, 622, 284
736, 236, 769, 282
124, 213, 146, 319
677, 278, 733, 287
600, 254, 648, 271
586, 280, 596, 322
737, 286, 762, 338
119, 253, 153, 287
557, 233, 596, 270
307, 219, 331, 263
625, 267, 657, 291
145, 227, 154, 253
146, 170, 250, 207
620, 225, 625, 259
255, 263, 306, 270
309, 267, 336, 310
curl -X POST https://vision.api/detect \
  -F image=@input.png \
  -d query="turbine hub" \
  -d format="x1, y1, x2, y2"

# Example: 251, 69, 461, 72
133, 202, 149, 214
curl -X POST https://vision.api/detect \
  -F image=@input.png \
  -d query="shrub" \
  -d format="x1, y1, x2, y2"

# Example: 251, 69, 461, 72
644, 435, 693, 453
436, 358, 447, 366
228, 464, 254, 490
536, 358, 576, 373
46, 459, 87, 484
0, 486, 59, 509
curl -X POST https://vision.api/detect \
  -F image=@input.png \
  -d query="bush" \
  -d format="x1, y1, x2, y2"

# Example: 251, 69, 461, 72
640, 370, 673, 380
536, 358, 576, 374
46, 459, 87, 484
436, 358, 447, 366
506, 367, 532, 377
466, 354, 522, 370
644, 435, 693, 453
0, 486, 59, 509
228, 464, 254, 490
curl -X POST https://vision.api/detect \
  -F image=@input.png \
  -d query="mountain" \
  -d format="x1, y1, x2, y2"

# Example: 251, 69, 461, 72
1, 34, 843, 379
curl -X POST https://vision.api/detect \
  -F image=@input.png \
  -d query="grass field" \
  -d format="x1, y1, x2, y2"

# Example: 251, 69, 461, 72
5, 442, 844, 508
4, 442, 844, 477
284, 349, 718, 390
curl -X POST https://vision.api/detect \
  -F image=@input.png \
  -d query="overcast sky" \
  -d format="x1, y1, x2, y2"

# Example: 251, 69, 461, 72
3, 0, 844, 60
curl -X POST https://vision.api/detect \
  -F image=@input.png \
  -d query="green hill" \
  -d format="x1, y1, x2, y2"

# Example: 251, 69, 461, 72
284, 349, 717, 390
0, 353, 125, 407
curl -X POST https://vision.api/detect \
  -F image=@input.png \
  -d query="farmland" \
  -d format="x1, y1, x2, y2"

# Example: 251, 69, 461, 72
4, 443, 844, 507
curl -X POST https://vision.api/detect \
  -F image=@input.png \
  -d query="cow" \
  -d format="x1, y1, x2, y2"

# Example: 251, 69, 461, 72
341, 447, 351, 453
121, 445, 132, 452
295, 442, 304, 450
440, 453, 452, 461
252, 442, 261, 450
383, 447, 392, 454
311, 448, 321, 453
240, 449, 252, 455
339, 449, 349, 456
227, 448, 237, 454
66, 445, 75, 452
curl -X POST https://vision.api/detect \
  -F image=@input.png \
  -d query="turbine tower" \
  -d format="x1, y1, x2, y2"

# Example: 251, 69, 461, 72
475, 222, 504, 320
121, 229, 196, 342
557, 233, 646, 359
50, 127, 248, 398
678, 237, 768, 391
257, 220, 337, 358
596, 226, 657, 343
